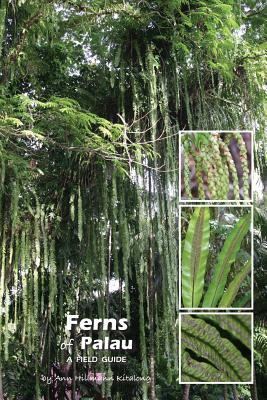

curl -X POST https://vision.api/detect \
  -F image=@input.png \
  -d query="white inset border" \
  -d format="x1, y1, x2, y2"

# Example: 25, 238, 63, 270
178, 311, 254, 384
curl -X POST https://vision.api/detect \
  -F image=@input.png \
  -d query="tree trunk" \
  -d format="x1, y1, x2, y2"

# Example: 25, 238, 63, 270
182, 384, 190, 400
250, 369, 259, 400
72, 327, 77, 400
232, 385, 239, 400
148, 172, 156, 400
250, 384, 259, 400
0, 364, 4, 400
148, 235, 156, 400
72, 277, 80, 400
48, 308, 51, 400
223, 385, 228, 400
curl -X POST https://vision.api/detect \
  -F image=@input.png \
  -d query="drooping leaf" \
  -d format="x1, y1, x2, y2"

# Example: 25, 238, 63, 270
203, 212, 251, 307
219, 259, 251, 308
233, 291, 251, 308
182, 207, 210, 308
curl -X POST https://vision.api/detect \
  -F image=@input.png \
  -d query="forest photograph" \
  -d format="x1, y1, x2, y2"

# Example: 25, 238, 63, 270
0, 1, 266, 400
180, 206, 252, 309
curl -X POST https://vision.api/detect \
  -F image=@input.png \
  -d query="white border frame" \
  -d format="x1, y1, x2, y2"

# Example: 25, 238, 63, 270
178, 311, 254, 384
179, 204, 254, 311
178, 130, 254, 203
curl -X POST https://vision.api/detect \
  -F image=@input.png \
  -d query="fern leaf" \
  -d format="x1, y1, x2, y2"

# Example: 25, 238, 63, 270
2, 117, 23, 127
181, 315, 251, 382
198, 314, 251, 349
219, 259, 251, 308
98, 125, 113, 139
203, 213, 251, 307
233, 291, 251, 308
182, 207, 210, 308
70, 193, 75, 222
78, 186, 83, 242
255, 330, 267, 370
182, 350, 228, 382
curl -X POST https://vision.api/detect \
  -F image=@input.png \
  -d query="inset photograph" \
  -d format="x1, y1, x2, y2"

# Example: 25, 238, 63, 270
179, 313, 253, 383
179, 131, 253, 201
180, 206, 252, 309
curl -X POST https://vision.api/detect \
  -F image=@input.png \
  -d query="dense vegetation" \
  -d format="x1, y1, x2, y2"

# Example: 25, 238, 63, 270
0, 1, 266, 399
181, 132, 252, 200
181, 314, 252, 382
181, 207, 252, 309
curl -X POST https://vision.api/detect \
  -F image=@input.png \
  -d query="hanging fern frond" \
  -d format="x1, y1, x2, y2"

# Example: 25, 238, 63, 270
181, 132, 251, 200
77, 185, 83, 242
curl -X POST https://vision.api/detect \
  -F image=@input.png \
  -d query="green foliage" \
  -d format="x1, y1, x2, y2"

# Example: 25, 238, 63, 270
1, 95, 122, 153
255, 328, 267, 371
182, 208, 210, 308
200, 314, 252, 349
203, 212, 251, 307
219, 259, 251, 308
182, 209, 251, 308
182, 132, 251, 200
181, 314, 252, 382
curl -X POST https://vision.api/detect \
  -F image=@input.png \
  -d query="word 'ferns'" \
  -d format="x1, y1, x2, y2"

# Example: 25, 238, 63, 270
182, 132, 251, 200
